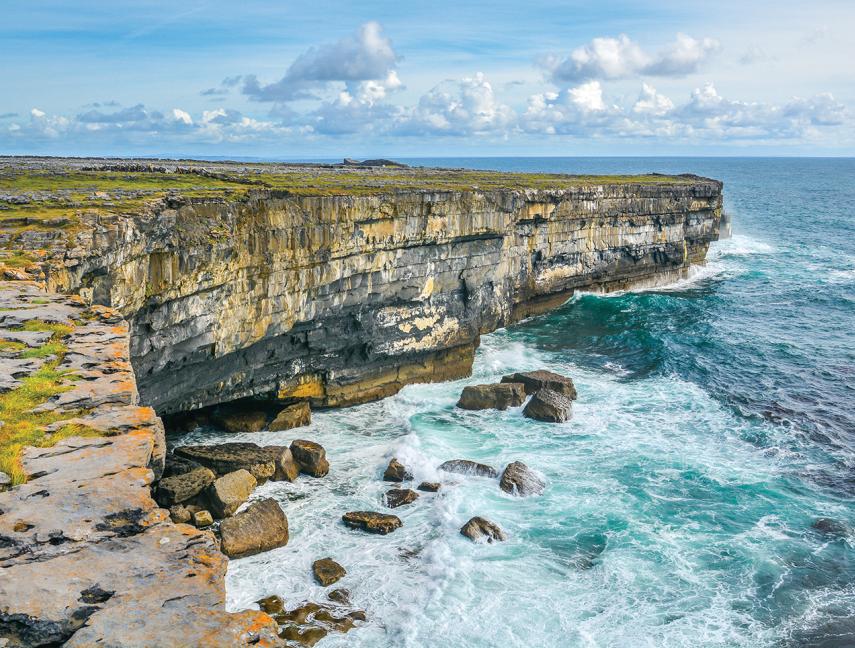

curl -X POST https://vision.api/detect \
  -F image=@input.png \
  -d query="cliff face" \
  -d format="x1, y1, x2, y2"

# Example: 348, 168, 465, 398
49, 179, 722, 414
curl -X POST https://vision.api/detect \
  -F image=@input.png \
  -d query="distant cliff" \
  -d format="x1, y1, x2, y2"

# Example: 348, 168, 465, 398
7, 163, 722, 414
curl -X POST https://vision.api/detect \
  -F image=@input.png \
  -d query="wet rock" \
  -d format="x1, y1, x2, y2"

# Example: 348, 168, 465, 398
500, 461, 546, 497
154, 467, 215, 506
280, 624, 328, 646
207, 469, 257, 518
290, 440, 329, 478
439, 459, 498, 478
522, 388, 573, 423
220, 498, 289, 558
384, 488, 419, 508
327, 589, 350, 605
257, 594, 285, 615
460, 516, 507, 543
274, 601, 366, 645
382, 457, 412, 482
812, 517, 851, 537
267, 446, 300, 482
417, 481, 440, 492
502, 369, 577, 400
213, 408, 268, 433
269, 402, 311, 431
174, 443, 276, 482
168, 504, 192, 524
312, 558, 346, 586
342, 511, 402, 535
456, 382, 526, 410
192, 510, 213, 528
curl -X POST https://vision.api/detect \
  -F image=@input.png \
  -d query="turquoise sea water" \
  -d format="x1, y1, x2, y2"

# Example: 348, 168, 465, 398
180, 158, 855, 647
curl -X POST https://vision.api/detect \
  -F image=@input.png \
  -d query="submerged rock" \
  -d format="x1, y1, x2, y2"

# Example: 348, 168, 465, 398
342, 511, 402, 535
382, 457, 412, 482
499, 461, 546, 497
384, 488, 419, 508
327, 589, 350, 605
417, 481, 440, 492
290, 440, 329, 477
274, 600, 366, 646
257, 594, 285, 615
155, 466, 215, 506
219, 498, 289, 558
456, 382, 526, 410
269, 401, 311, 431
312, 558, 346, 586
812, 517, 851, 537
213, 408, 268, 433
439, 459, 498, 478
207, 469, 257, 518
522, 388, 573, 423
502, 369, 577, 400
174, 443, 276, 482
460, 516, 507, 543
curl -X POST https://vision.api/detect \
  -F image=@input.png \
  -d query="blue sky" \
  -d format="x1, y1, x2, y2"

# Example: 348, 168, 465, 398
2, 0, 853, 157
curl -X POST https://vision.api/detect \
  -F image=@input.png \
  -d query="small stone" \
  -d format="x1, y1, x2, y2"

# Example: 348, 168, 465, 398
220, 498, 289, 558
155, 467, 215, 506
438, 459, 498, 478
342, 511, 402, 535
382, 457, 412, 482
456, 383, 526, 410
384, 488, 419, 508
169, 504, 192, 524
213, 408, 268, 433
327, 589, 350, 605
499, 461, 546, 497
460, 516, 506, 543
312, 558, 346, 586
269, 402, 311, 431
501, 370, 577, 400
417, 481, 440, 492
257, 594, 285, 615
207, 469, 257, 518
290, 440, 329, 477
522, 388, 573, 423
193, 510, 213, 528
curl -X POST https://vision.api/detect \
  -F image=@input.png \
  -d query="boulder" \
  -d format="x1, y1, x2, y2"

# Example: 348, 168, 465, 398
382, 457, 412, 482
384, 488, 419, 508
154, 466, 215, 506
266, 446, 300, 482
168, 504, 192, 524
207, 469, 257, 518
438, 459, 498, 478
502, 369, 577, 400
290, 440, 329, 477
460, 516, 506, 543
174, 443, 276, 482
219, 498, 289, 558
269, 401, 311, 431
417, 481, 440, 492
456, 383, 526, 410
162, 453, 203, 478
192, 510, 213, 528
312, 558, 346, 586
499, 461, 546, 497
213, 408, 268, 433
522, 388, 573, 423
342, 511, 402, 535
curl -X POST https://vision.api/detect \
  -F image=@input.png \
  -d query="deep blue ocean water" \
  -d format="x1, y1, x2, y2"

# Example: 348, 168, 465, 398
182, 158, 855, 647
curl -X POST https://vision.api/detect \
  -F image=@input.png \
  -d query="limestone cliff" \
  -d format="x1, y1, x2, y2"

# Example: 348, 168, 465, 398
10, 163, 722, 414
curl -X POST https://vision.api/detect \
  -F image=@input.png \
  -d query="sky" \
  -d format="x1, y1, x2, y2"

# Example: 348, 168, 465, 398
2, 0, 853, 157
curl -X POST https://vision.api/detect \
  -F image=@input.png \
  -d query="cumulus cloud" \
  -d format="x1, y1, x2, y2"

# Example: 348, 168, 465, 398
544, 33, 719, 82
243, 22, 400, 102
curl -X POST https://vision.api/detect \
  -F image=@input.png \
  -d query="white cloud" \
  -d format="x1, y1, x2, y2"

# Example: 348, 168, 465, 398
545, 33, 719, 82
633, 83, 674, 115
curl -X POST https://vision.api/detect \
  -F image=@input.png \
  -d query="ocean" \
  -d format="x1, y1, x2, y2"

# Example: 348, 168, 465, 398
177, 158, 855, 647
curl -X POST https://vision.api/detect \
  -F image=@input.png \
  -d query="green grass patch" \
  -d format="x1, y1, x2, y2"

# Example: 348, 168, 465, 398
0, 339, 26, 353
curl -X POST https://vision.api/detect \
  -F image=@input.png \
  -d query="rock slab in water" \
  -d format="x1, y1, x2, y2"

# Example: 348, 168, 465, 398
269, 401, 311, 431
155, 466, 215, 506
812, 517, 851, 537
257, 594, 285, 615
290, 440, 329, 477
213, 408, 268, 433
207, 469, 257, 518
502, 369, 577, 400
384, 488, 419, 508
499, 461, 546, 497
342, 511, 402, 535
312, 558, 347, 586
174, 443, 276, 482
220, 498, 289, 558
417, 481, 441, 492
522, 388, 573, 423
439, 459, 498, 478
460, 516, 507, 543
383, 457, 412, 482
456, 382, 526, 410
